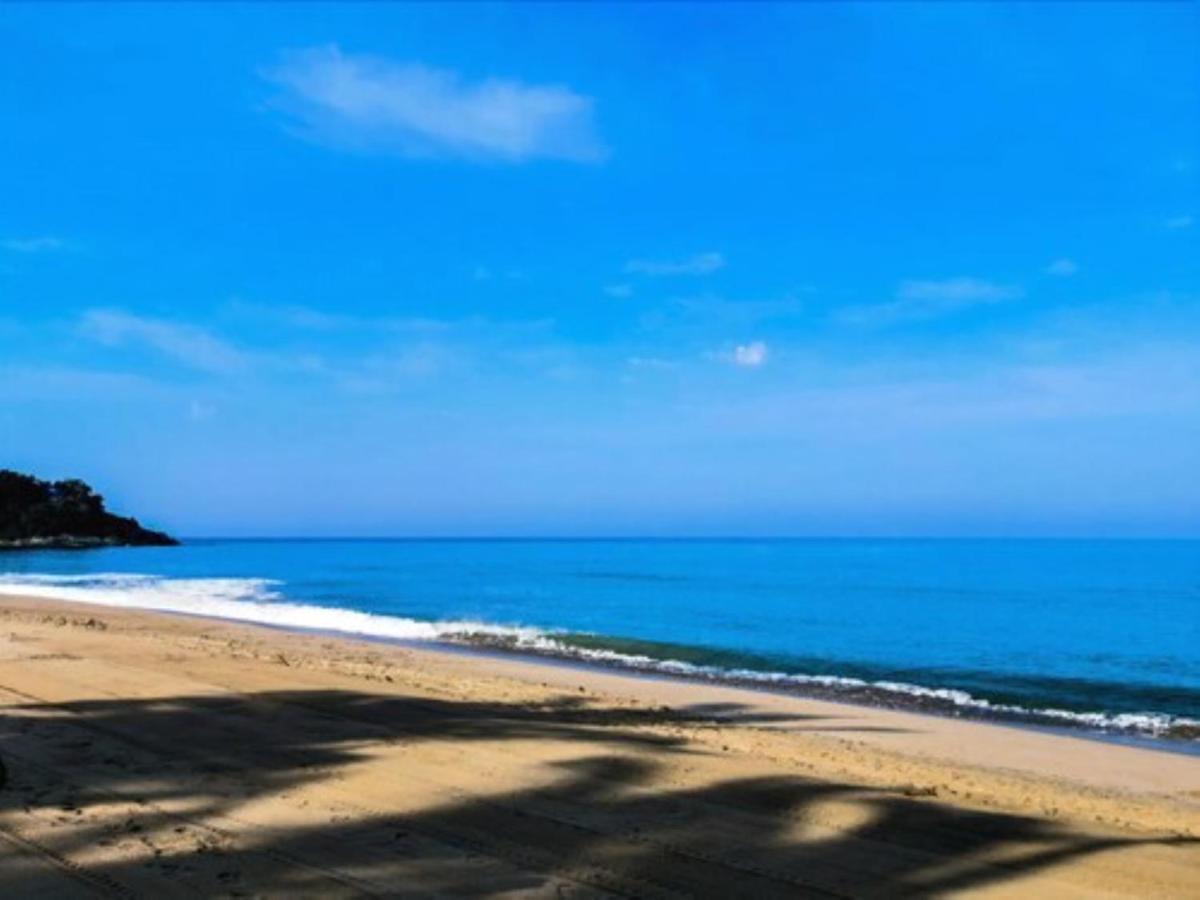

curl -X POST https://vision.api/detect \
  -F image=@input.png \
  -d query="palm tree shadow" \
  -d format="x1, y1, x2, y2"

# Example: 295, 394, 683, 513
0, 689, 1190, 897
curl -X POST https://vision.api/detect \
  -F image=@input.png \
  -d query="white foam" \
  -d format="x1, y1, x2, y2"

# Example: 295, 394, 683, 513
514, 641, 1197, 736
2, 571, 1195, 739
0, 572, 543, 644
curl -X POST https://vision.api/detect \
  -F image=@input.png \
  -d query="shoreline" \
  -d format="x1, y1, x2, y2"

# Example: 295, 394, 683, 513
1, 593, 1198, 895
3, 591, 1199, 797
419, 636, 1200, 758
1, 575, 1196, 749
438, 631, 1200, 752
218, 615, 1200, 759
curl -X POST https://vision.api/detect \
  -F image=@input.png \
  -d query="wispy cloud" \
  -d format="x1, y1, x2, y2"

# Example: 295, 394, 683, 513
345, 342, 462, 389
79, 310, 249, 374
626, 355, 675, 371
79, 306, 470, 388
604, 283, 634, 298
838, 277, 1022, 326
2, 236, 66, 254
1165, 214, 1194, 230
264, 46, 604, 163
225, 300, 553, 343
625, 252, 725, 277
225, 299, 364, 331
707, 341, 1200, 436
1046, 258, 1078, 277
897, 278, 1021, 304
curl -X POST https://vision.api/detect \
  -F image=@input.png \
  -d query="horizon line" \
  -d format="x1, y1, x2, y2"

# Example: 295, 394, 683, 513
169, 534, 1200, 542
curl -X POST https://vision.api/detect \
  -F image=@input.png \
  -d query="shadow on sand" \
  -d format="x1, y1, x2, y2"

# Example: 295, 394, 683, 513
0, 689, 1190, 897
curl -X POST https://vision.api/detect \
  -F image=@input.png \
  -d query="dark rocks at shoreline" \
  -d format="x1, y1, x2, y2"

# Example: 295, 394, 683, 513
0, 534, 176, 550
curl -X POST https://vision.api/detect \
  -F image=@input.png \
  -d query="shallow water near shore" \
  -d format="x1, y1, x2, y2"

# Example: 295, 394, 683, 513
1, 537, 1198, 742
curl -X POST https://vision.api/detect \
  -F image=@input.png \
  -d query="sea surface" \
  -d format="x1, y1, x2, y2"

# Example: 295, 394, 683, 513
1, 538, 1198, 743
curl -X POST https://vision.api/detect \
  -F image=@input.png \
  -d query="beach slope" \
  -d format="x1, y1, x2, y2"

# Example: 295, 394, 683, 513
0, 595, 1196, 897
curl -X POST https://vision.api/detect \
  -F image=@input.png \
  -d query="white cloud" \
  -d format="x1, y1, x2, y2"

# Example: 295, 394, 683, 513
1166, 214, 1194, 230
2, 236, 65, 254
839, 277, 1022, 326
730, 340, 768, 368
604, 283, 633, 298
79, 310, 249, 374
625, 252, 725, 277
264, 46, 604, 163
1046, 258, 1078, 277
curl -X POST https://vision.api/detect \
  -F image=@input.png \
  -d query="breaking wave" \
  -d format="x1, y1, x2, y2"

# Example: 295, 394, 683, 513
1, 571, 1196, 742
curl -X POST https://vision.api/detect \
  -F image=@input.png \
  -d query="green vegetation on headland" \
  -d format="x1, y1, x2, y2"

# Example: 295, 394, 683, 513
0, 470, 177, 549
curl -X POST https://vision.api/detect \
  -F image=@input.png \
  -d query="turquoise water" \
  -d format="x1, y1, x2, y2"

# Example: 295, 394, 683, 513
1, 538, 1197, 740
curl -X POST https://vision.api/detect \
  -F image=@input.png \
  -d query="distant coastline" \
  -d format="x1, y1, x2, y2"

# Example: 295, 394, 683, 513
0, 469, 177, 550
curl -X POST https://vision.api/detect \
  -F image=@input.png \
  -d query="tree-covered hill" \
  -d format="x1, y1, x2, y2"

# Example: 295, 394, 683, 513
0, 470, 177, 548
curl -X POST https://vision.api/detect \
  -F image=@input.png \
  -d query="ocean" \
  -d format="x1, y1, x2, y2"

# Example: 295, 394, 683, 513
1, 538, 1197, 743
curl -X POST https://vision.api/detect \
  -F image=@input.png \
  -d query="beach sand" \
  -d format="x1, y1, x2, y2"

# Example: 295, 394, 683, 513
0, 594, 1196, 897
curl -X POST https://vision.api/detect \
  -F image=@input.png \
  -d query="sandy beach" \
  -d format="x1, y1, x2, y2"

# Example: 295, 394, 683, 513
0, 594, 1196, 898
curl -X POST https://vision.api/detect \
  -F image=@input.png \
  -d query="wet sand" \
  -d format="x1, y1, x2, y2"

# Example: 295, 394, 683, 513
0, 594, 1197, 897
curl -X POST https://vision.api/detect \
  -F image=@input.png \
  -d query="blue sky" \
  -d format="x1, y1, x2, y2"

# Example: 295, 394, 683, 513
1, 3, 1197, 536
